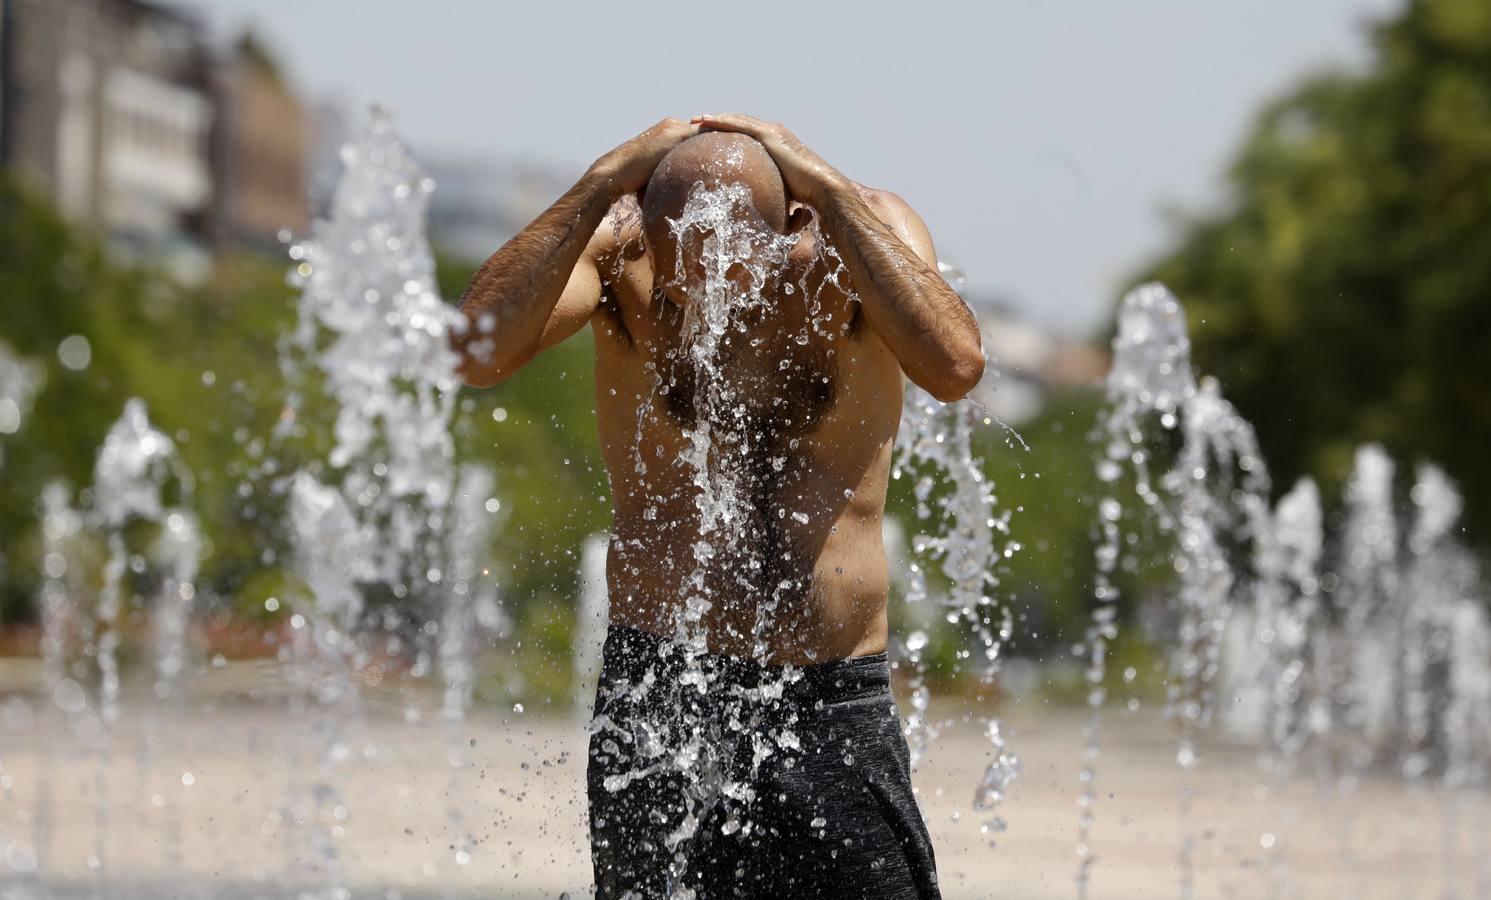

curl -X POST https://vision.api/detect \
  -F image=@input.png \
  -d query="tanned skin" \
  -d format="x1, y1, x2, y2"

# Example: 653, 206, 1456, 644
452, 115, 985, 665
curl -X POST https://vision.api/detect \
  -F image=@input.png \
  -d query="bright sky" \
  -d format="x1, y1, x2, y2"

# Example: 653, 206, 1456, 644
187, 0, 1400, 335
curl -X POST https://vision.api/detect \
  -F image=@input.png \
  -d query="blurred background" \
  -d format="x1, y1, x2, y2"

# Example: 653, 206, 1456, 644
2, 0, 1486, 695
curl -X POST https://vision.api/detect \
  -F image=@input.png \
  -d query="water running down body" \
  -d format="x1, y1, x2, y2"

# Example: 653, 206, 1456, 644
451, 116, 984, 898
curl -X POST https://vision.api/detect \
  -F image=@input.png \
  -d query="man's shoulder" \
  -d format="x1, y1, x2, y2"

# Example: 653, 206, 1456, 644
850, 183, 917, 221
848, 182, 936, 265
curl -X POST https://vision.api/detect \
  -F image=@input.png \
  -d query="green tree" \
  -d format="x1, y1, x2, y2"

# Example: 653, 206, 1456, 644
0, 178, 308, 622
1137, 0, 1491, 538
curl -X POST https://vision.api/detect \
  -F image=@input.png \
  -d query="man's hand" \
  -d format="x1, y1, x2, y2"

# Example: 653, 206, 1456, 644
592, 118, 700, 196
692, 114, 848, 206
458, 121, 702, 387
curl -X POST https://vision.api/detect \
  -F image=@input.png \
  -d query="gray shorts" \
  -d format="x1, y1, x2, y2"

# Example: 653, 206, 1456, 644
586, 624, 942, 899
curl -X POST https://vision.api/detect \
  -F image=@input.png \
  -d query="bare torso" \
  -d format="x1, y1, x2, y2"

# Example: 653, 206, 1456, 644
586, 192, 910, 665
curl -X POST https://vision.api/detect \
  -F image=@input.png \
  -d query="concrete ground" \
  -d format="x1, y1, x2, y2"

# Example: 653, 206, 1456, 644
0, 660, 1484, 899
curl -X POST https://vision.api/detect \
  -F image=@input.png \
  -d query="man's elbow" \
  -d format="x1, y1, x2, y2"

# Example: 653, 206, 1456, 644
457, 361, 504, 389
450, 329, 526, 389
455, 351, 530, 389
927, 347, 985, 403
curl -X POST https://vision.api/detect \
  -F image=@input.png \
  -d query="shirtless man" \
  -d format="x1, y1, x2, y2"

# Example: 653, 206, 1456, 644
451, 115, 984, 899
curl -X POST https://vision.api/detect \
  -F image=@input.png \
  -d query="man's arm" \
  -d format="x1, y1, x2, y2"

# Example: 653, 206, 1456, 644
451, 118, 698, 388
819, 185, 983, 402
693, 114, 985, 403
451, 174, 611, 387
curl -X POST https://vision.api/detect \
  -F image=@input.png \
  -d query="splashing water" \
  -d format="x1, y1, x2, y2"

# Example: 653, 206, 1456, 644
11, 483, 90, 890
575, 533, 611, 720
1335, 445, 1401, 769
1077, 283, 1195, 894
1163, 382, 1270, 900
276, 108, 498, 896
665, 182, 799, 663
437, 462, 502, 876
1407, 468, 1491, 794
279, 106, 493, 690
31, 399, 198, 891
92, 400, 195, 725
1, 343, 50, 882
282, 107, 465, 615
612, 182, 803, 890
1165, 376, 1269, 758
1081, 284, 1271, 899
1237, 477, 1324, 895
1394, 464, 1490, 891
890, 274, 1019, 840
441, 463, 503, 722
1089, 282, 1491, 900
287, 473, 375, 704
1219, 477, 1323, 748
28, 483, 86, 879
151, 512, 202, 700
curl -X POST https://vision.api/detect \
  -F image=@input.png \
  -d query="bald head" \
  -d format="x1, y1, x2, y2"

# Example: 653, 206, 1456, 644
641, 132, 788, 236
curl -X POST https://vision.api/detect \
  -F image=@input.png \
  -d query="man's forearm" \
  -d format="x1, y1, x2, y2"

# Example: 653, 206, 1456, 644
451, 167, 616, 383
812, 182, 984, 401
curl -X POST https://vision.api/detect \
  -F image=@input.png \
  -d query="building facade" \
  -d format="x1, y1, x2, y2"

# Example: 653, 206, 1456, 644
0, 0, 308, 277
1, 0, 216, 278
209, 41, 307, 251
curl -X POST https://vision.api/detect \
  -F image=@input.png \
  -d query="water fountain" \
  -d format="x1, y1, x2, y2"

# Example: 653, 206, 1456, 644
1, 104, 1487, 900
1076, 283, 1196, 896
890, 303, 1021, 839
1237, 476, 1324, 895
1080, 281, 1491, 900
573, 533, 610, 721
19, 397, 198, 896
441, 463, 504, 722
0, 345, 43, 885
274, 108, 503, 896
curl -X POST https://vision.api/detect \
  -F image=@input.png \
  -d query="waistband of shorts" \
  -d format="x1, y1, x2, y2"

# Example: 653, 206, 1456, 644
600, 623, 891, 705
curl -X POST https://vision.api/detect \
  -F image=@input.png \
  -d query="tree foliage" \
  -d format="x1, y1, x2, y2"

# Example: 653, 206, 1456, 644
0, 179, 612, 641
1138, 0, 1491, 539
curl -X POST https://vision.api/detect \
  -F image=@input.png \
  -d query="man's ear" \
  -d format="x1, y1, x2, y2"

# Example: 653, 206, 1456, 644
786, 205, 814, 236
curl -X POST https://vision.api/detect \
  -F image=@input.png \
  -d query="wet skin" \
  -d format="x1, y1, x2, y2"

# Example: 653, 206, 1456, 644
587, 183, 953, 665
453, 117, 984, 666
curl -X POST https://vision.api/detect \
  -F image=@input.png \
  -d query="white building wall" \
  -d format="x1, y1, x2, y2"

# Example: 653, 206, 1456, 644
100, 64, 211, 237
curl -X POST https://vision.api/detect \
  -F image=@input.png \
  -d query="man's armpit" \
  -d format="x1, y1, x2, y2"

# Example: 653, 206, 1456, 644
592, 287, 634, 347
